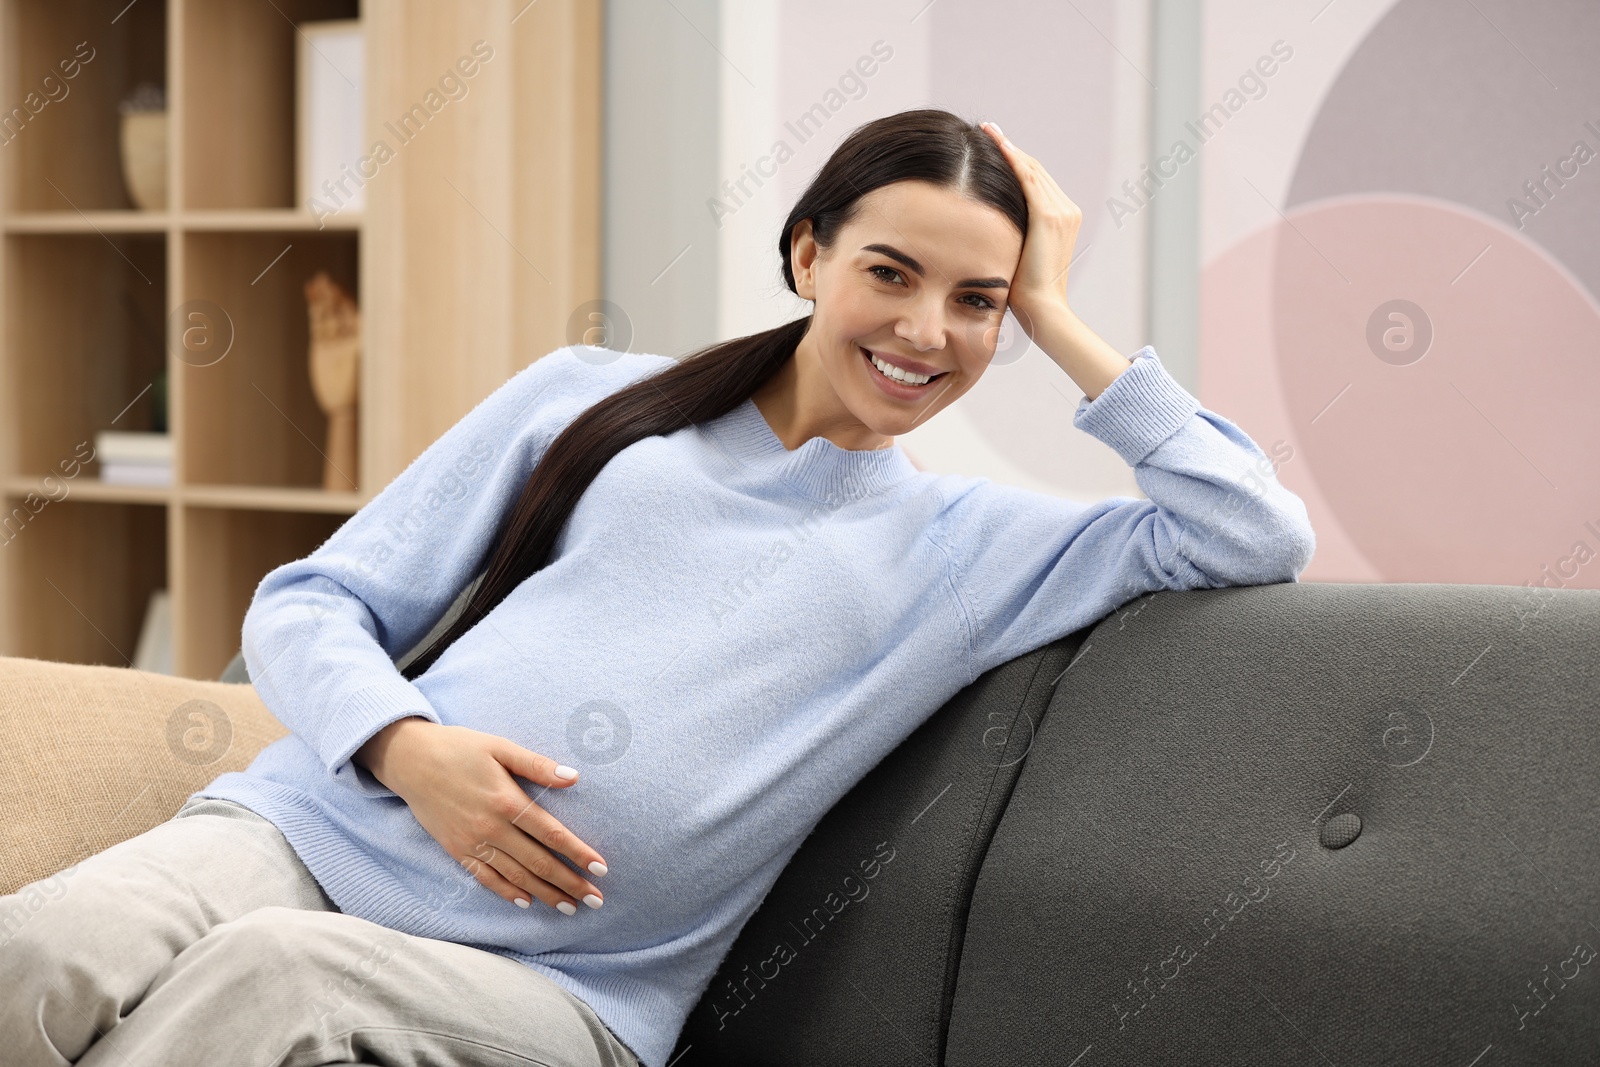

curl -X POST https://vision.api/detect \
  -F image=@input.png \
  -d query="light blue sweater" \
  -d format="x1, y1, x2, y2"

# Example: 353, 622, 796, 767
197, 342, 1315, 1067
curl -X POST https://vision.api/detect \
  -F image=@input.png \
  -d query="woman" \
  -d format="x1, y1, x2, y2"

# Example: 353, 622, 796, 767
0, 109, 1314, 1067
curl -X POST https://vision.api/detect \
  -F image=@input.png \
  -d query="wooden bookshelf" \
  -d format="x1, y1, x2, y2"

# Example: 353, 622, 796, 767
0, 0, 602, 679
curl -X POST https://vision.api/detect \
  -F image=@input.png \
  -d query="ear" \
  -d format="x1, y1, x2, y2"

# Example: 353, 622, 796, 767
790, 218, 820, 301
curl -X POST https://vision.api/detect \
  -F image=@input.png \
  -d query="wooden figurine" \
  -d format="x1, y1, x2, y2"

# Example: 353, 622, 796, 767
305, 271, 360, 491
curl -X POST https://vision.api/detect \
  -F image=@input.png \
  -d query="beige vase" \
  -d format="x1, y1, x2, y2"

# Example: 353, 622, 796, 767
119, 110, 168, 211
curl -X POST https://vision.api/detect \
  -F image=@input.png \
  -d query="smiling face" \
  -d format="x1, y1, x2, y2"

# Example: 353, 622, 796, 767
757, 178, 1024, 452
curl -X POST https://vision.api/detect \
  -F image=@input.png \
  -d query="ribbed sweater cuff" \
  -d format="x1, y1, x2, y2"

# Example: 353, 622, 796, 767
1072, 345, 1201, 466
321, 679, 442, 797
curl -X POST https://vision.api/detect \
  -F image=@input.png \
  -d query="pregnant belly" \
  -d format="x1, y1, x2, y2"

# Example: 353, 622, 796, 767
321, 767, 803, 959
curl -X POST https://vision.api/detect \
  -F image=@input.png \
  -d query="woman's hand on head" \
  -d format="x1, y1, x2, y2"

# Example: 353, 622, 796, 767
980, 121, 1084, 341
354, 717, 609, 914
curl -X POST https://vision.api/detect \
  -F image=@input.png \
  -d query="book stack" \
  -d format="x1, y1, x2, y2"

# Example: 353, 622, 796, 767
95, 430, 172, 486
298, 20, 365, 217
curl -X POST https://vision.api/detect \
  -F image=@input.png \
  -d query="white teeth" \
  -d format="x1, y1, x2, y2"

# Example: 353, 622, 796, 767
866, 350, 934, 385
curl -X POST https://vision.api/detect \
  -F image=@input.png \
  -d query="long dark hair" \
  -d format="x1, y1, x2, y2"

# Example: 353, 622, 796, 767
399, 108, 1027, 680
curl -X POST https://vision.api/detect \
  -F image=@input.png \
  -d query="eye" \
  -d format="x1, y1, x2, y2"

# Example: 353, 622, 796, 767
871, 265, 1001, 311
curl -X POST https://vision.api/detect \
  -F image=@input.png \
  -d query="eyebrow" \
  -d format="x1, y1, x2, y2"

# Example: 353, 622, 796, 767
860, 243, 1010, 290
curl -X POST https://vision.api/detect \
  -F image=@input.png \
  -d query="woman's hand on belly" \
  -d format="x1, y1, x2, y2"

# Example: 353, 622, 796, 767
354, 717, 611, 915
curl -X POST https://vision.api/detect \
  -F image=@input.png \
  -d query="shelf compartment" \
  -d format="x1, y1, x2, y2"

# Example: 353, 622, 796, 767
2, 0, 167, 213
182, 0, 360, 211
178, 228, 358, 490
1, 496, 166, 666
178, 503, 349, 680
4, 232, 167, 479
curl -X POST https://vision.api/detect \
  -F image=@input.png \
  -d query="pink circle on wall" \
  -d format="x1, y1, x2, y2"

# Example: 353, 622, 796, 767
1272, 194, 1600, 586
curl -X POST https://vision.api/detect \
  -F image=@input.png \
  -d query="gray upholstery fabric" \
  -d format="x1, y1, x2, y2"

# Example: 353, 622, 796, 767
674, 622, 1091, 1064
218, 650, 250, 684
946, 582, 1600, 1064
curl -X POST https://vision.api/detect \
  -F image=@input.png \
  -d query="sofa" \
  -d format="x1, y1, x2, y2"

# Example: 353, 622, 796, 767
4, 580, 1597, 1064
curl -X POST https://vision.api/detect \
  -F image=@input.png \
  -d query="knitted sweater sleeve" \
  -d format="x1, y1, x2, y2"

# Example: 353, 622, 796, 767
240, 345, 607, 797
928, 346, 1317, 685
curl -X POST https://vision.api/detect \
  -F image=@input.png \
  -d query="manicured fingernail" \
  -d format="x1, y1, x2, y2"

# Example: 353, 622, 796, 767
557, 900, 577, 916
588, 860, 608, 876
555, 765, 578, 779
583, 893, 604, 910
514, 897, 530, 909
989, 122, 1005, 139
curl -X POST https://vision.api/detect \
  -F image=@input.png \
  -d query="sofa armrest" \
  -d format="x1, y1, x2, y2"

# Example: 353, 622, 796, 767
0, 656, 288, 893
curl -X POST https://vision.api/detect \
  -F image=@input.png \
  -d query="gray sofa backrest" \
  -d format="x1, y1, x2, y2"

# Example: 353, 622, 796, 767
674, 582, 1600, 1065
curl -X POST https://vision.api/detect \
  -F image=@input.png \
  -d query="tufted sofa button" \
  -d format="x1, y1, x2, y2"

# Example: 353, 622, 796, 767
1320, 812, 1362, 849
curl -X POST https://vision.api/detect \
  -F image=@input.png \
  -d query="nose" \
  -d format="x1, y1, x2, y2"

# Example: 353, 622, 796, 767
895, 296, 947, 352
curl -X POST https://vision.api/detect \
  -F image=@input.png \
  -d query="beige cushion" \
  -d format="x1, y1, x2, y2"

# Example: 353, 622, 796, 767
0, 655, 288, 894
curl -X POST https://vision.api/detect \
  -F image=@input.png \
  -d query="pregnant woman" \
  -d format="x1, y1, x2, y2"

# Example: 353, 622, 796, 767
0, 109, 1315, 1067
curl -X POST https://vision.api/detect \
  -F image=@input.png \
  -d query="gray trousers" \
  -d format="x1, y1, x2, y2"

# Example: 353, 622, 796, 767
0, 796, 642, 1067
